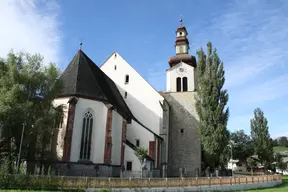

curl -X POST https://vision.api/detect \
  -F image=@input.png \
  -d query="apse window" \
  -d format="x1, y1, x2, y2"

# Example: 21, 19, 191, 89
126, 161, 132, 171
181, 129, 184, 133
124, 91, 127, 99
125, 75, 129, 84
114, 65, 117, 70
136, 139, 140, 147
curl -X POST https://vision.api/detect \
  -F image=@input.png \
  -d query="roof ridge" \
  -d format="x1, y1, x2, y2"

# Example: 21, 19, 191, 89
79, 50, 108, 101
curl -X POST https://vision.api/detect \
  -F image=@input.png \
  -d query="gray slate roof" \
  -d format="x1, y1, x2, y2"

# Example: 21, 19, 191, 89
58, 49, 132, 121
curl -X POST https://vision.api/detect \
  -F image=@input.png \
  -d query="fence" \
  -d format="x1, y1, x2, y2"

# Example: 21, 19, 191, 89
1, 174, 282, 190
122, 170, 161, 178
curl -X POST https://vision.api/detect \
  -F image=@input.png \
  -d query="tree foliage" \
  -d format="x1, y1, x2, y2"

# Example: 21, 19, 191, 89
274, 152, 287, 172
0, 51, 63, 170
195, 41, 230, 169
250, 108, 273, 167
134, 147, 148, 165
278, 136, 288, 147
230, 130, 254, 163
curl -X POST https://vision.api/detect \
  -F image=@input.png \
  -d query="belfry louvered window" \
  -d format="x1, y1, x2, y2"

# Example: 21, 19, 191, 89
80, 110, 93, 160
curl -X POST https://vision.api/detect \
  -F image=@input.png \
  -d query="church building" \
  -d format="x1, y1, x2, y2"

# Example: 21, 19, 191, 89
52, 21, 201, 177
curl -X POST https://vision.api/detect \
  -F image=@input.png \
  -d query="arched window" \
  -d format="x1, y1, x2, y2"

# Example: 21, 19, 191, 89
176, 77, 181, 92
183, 77, 188, 92
80, 110, 93, 160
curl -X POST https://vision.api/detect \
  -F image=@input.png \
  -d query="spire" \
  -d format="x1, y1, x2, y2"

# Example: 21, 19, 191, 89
167, 18, 196, 68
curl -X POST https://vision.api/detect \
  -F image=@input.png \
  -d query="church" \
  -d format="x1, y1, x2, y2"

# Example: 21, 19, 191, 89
52, 21, 201, 177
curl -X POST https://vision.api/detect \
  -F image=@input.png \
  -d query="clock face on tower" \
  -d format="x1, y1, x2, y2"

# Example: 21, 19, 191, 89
176, 66, 187, 75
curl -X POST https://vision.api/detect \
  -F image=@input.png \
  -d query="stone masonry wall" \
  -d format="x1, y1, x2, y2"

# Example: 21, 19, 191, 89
164, 91, 201, 177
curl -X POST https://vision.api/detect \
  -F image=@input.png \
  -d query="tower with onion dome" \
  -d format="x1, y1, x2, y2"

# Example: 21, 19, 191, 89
163, 17, 201, 177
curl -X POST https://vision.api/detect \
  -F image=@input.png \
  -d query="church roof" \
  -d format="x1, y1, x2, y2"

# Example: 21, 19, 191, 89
58, 49, 133, 121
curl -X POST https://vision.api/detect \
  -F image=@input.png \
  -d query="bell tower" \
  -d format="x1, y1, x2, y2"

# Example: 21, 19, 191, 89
166, 18, 197, 93
163, 18, 201, 177
175, 17, 189, 55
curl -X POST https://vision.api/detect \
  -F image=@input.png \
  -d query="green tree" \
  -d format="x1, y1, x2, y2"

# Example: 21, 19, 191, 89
250, 108, 273, 170
274, 152, 287, 173
278, 136, 288, 147
195, 42, 230, 169
230, 130, 254, 164
246, 157, 257, 175
134, 147, 149, 178
0, 51, 63, 170
271, 138, 278, 147
134, 147, 148, 166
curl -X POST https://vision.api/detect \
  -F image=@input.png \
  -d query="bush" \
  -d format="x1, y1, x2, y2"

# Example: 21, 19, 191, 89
0, 157, 11, 188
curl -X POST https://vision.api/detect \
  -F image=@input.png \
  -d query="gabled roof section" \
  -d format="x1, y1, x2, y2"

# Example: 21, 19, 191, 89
58, 49, 133, 121
100, 52, 164, 99
165, 61, 194, 72
98, 51, 164, 139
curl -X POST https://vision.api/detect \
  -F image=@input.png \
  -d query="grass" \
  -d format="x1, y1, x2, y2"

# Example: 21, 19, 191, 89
0, 190, 83, 192
273, 146, 288, 153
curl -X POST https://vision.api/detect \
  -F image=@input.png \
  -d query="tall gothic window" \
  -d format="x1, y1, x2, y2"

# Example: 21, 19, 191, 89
176, 77, 181, 92
80, 110, 93, 160
183, 77, 188, 92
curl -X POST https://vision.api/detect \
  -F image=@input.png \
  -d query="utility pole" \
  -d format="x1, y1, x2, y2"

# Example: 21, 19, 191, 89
16, 123, 25, 173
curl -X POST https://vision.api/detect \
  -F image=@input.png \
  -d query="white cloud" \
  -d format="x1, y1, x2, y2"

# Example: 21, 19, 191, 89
185, 0, 288, 92
0, 0, 62, 65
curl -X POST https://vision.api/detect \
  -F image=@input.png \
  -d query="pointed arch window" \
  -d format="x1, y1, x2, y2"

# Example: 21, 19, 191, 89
80, 110, 93, 160
176, 77, 181, 92
183, 77, 188, 92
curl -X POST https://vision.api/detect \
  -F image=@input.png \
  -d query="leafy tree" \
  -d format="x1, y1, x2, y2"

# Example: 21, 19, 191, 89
134, 147, 148, 166
134, 147, 149, 178
0, 51, 63, 170
274, 153, 287, 173
246, 157, 257, 175
0, 157, 11, 188
271, 138, 278, 147
278, 136, 288, 147
195, 41, 230, 169
250, 108, 273, 169
230, 130, 254, 164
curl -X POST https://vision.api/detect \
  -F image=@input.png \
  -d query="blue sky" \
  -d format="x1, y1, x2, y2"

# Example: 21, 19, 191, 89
0, 0, 288, 138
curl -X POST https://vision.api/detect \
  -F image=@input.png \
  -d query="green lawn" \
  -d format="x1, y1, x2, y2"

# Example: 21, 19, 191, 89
0, 190, 83, 192
273, 146, 288, 153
